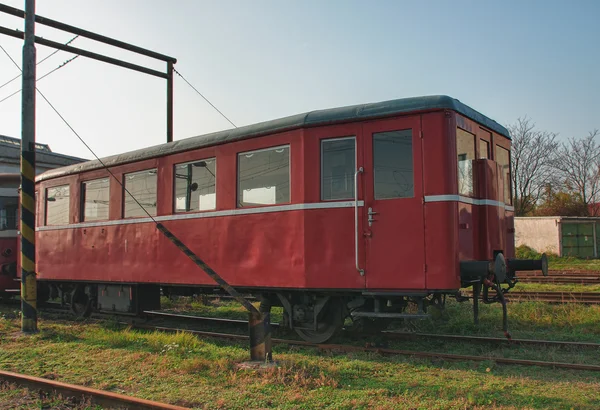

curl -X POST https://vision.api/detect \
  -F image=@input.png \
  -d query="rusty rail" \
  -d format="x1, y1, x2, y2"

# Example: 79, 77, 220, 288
128, 323, 600, 372
516, 270, 600, 285
143, 311, 600, 349
0, 370, 188, 409
466, 290, 600, 304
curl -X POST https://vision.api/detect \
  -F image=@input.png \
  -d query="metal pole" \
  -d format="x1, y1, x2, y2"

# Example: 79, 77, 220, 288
20, 0, 37, 333
167, 61, 174, 143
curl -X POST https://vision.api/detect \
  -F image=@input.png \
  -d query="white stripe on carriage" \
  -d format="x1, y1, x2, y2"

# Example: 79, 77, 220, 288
36, 200, 366, 231
424, 195, 514, 211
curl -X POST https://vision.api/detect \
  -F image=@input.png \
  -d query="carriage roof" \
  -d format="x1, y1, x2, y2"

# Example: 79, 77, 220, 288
37, 95, 510, 182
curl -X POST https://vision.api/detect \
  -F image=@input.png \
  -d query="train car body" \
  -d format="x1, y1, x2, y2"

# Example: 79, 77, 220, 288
0, 174, 19, 298
32, 95, 545, 341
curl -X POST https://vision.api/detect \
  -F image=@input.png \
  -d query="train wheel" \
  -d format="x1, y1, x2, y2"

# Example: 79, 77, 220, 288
71, 285, 92, 318
294, 299, 344, 343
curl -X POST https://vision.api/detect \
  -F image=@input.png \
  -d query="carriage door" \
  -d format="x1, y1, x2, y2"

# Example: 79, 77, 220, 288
362, 117, 425, 289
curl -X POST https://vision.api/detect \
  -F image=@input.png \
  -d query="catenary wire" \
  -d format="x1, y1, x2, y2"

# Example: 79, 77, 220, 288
173, 67, 237, 129
0, 43, 158, 223
0, 55, 79, 104
0, 35, 78, 90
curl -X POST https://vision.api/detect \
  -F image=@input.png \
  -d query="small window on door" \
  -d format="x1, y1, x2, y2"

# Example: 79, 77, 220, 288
321, 137, 356, 200
373, 130, 413, 199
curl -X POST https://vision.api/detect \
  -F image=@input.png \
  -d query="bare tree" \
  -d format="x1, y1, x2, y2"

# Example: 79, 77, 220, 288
508, 117, 559, 216
553, 129, 600, 216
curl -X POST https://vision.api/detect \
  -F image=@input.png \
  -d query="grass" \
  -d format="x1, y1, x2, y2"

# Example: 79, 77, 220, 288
516, 245, 600, 271
2, 300, 600, 409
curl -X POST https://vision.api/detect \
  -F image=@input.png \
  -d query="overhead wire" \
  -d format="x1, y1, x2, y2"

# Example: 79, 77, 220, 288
0, 43, 159, 224
0, 35, 78, 90
0, 54, 79, 104
173, 67, 237, 129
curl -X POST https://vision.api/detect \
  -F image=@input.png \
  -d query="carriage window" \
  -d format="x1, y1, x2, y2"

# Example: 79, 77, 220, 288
82, 178, 109, 221
46, 185, 70, 225
374, 130, 413, 199
496, 146, 512, 204
124, 169, 157, 217
321, 137, 355, 200
238, 146, 290, 207
479, 139, 490, 159
0, 196, 18, 230
174, 158, 216, 212
457, 128, 476, 196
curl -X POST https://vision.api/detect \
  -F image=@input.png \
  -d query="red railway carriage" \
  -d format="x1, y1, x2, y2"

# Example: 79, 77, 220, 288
32, 95, 544, 342
0, 174, 19, 298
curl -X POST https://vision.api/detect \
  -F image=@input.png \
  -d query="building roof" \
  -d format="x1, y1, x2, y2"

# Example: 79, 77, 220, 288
37, 95, 510, 182
0, 135, 86, 169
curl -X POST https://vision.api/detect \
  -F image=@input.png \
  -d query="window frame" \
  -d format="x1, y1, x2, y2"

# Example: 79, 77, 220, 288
81, 177, 110, 222
0, 195, 19, 230
372, 129, 414, 200
479, 139, 490, 159
237, 144, 291, 208
45, 184, 70, 226
320, 136, 356, 201
495, 144, 512, 205
122, 168, 158, 218
173, 157, 217, 214
456, 127, 477, 198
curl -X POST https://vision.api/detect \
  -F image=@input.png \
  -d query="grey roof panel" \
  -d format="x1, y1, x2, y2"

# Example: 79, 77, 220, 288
37, 95, 510, 182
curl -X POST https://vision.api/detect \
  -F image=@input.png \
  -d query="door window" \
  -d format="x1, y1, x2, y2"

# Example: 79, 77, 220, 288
373, 130, 413, 199
321, 137, 356, 200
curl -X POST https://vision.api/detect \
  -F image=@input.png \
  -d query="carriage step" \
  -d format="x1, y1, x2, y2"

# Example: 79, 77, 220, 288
351, 311, 430, 319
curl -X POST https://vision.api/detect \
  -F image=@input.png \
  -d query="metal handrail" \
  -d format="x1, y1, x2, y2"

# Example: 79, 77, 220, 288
355, 167, 364, 276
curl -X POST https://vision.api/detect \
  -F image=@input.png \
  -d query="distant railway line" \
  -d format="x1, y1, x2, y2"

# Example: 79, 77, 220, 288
517, 270, 600, 285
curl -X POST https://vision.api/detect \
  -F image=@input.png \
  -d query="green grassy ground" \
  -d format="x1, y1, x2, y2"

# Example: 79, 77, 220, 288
1, 300, 599, 410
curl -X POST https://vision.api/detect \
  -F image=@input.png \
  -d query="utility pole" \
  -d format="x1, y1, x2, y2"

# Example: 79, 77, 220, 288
20, 0, 37, 333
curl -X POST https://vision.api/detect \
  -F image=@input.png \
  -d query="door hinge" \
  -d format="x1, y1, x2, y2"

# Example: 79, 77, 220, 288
420, 130, 423, 139
423, 264, 427, 272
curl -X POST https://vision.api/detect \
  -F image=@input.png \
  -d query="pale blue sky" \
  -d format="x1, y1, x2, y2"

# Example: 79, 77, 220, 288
0, 0, 598, 159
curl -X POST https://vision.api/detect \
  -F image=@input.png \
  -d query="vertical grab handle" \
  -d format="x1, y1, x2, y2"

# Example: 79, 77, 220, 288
355, 167, 364, 276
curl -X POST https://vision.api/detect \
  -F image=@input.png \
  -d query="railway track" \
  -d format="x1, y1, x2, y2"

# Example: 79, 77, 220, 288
126, 322, 600, 372
503, 291, 600, 304
143, 311, 600, 350
516, 270, 600, 285
0, 370, 188, 410
462, 290, 600, 304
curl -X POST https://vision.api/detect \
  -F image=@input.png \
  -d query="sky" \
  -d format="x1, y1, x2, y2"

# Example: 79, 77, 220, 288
0, 0, 599, 160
